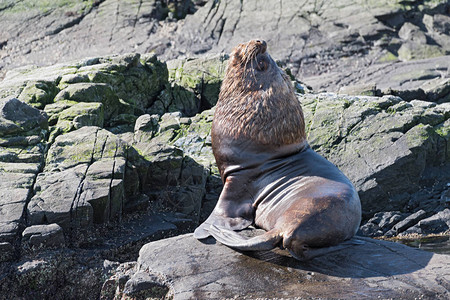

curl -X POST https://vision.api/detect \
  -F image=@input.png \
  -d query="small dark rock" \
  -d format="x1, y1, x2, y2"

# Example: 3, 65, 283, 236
123, 271, 169, 298
358, 221, 381, 237
0, 242, 15, 262
392, 210, 428, 235
378, 212, 404, 230
359, 211, 407, 237
358, 212, 383, 236
405, 209, 450, 235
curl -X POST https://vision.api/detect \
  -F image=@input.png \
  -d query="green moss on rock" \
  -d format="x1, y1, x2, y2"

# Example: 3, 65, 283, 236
167, 54, 228, 109
17, 80, 59, 109
398, 43, 446, 61
54, 82, 130, 124
57, 102, 104, 131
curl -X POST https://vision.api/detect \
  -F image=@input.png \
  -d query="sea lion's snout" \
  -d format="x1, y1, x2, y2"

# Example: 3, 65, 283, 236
251, 40, 269, 71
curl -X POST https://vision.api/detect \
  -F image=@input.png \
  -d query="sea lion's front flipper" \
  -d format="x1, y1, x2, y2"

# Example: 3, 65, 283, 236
208, 225, 282, 251
193, 214, 252, 239
194, 173, 255, 239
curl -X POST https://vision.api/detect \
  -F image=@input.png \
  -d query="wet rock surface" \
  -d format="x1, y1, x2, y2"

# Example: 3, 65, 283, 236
105, 232, 450, 299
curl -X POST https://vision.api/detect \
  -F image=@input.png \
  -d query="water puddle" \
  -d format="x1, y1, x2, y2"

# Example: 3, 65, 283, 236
392, 235, 450, 255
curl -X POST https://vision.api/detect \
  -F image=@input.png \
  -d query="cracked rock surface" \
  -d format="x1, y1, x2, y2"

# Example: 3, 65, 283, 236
0, 98, 47, 261
1, 0, 449, 102
28, 126, 129, 228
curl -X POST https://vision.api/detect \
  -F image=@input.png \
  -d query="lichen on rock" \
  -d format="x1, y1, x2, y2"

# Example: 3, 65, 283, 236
302, 93, 450, 217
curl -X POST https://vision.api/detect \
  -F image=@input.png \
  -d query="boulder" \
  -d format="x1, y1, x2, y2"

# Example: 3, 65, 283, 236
22, 223, 65, 249
53, 82, 121, 122
0, 98, 48, 137
17, 80, 58, 109
27, 126, 131, 229
122, 271, 168, 299
165, 54, 228, 109
110, 232, 450, 299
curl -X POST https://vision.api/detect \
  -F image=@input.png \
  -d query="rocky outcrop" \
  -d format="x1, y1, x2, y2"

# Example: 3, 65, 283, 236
0, 52, 449, 263
302, 94, 450, 216
0, 0, 204, 78
0, 98, 48, 261
101, 232, 450, 299
28, 126, 130, 228
0, 53, 169, 261
0, 49, 448, 298
161, 0, 450, 94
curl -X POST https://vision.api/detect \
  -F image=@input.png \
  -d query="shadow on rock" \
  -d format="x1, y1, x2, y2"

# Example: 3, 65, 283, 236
243, 236, 434, 279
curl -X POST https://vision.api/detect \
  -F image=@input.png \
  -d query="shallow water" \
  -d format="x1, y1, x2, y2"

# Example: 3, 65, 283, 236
394, 235, 450, 255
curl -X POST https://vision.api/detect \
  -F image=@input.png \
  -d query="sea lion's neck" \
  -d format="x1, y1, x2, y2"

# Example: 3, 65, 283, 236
213, 91, 306, 146
215, 137, 309, 181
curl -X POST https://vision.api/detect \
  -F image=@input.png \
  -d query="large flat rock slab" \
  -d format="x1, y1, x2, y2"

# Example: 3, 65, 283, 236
136, 233, 449, 299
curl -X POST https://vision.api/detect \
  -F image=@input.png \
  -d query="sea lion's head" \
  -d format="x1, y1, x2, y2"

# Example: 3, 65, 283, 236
215, 40, 306, 146
221, 39, 294, 96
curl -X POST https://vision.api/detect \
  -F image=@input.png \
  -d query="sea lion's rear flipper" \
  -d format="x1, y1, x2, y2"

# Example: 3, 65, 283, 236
209, 225, 282, 251
289, 237, 366, 261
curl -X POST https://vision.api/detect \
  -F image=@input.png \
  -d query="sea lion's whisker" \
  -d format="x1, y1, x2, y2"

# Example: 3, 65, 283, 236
250, 58, 257, 83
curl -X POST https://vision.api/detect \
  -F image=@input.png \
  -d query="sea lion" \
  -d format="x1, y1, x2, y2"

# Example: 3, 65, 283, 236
193, 39, 362, 261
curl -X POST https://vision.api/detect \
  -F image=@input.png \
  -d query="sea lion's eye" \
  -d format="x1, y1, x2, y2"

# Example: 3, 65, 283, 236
257, 57, 269, 71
